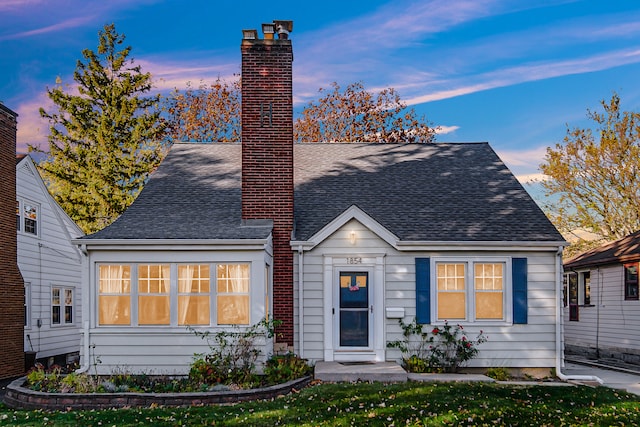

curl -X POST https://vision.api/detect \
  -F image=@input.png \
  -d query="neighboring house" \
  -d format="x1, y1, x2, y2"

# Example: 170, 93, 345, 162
74, 21, 566, 375
563, 230, 640, 365
0, 103, 25, 379
17, 154, 84, 367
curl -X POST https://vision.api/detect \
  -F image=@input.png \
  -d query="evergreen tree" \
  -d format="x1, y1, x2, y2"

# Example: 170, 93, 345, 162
33, 23, 166, 233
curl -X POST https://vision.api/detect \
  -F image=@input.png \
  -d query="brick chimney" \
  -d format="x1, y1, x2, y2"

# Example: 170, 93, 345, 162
241, 20, 294, 346
0, 104, 25, 379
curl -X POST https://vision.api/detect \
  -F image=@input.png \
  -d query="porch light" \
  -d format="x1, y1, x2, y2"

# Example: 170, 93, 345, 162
349, 231, 356, 245
242, 29, 258, 40
262, 22, 275, 40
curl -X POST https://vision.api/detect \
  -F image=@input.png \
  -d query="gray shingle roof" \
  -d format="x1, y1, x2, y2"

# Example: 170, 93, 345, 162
83, 142, 563, 243
564, 230, 640, 269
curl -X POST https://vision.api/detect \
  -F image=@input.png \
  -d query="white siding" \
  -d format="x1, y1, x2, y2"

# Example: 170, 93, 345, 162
564, 264, 640, 358
295, 219, 560, 368
17, 157, 84, 361
83, 248, 273, 375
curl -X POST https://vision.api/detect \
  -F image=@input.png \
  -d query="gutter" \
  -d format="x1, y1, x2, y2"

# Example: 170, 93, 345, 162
554, 246, 603, 384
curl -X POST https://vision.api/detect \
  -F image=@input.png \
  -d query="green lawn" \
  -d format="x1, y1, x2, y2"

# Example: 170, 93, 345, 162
2, 381, 639, 426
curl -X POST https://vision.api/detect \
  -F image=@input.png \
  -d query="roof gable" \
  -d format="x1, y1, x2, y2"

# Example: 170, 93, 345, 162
294, 204, 399, 249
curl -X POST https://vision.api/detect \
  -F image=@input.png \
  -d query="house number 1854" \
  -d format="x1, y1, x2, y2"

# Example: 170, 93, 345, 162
347, 257, 362, 264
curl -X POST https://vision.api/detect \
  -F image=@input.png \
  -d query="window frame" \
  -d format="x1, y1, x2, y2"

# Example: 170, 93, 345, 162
51, 285, 74, 326
431, 257, 512, 324
580, 271, 591, 306
16, 198, 40, 237
97, 262, 252, 327
624, 263, 639, 301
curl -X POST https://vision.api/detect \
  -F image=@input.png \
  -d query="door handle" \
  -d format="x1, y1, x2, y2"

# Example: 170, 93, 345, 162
370, 305, 373, 314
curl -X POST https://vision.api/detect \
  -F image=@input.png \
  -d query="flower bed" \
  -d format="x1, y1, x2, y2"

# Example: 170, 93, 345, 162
4, 375, 311, 410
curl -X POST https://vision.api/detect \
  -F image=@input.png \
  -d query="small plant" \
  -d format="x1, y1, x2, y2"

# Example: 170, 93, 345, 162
263, 352, 312, 384
388, 318, 487, 373
26, 364, 65, 392
60, 371, 97, 393
486, 367, 511, 381
188, 317, 281, 388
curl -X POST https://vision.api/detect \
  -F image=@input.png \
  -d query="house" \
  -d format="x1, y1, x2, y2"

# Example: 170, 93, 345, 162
563, 230, 640, 365
74, 21, 566, 376
17, 154, 84, 368
0, 103, 25, 379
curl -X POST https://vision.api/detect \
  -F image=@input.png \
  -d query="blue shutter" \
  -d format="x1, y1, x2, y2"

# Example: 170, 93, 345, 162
512, 258, 528, 324
416, 258, 430, 324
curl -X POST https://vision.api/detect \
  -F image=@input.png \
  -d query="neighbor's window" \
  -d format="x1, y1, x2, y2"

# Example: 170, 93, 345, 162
99, 265, 131, 325
138, 264, 170, 325
436, 260, 507, 322
178, 264, 210, 325
568, 273, 579, 321
23, 202, 38, 235
625, 264, 639, 301
52, 287, 73, 325
581, 272, 591, 305
16, 199, 39, 236
217, 264, 250, 325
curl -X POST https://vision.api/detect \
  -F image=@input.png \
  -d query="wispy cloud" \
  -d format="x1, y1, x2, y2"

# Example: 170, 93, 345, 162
435, 125, 459, 135
15, 93, 51, 153
0, 16, 96, 41
402, 47, 640, 105
0, 0, 44, 11
138, 59, 239, 93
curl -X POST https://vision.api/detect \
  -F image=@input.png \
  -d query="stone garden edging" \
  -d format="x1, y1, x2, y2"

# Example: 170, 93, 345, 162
4, 376, 312, 410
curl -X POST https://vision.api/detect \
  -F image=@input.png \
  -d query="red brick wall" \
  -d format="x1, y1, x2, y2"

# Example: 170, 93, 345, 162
241, 36, 294, 345
0, 104, 25, 379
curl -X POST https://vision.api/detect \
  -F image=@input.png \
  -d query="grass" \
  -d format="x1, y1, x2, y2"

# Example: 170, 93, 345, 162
1, 381, 639, 426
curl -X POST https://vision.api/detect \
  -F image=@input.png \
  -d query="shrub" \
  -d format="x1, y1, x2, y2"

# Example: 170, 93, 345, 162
387, 318, 487, 373
263, 353, 312, 384
188, 318, 281, 388
486, 367, 511, 381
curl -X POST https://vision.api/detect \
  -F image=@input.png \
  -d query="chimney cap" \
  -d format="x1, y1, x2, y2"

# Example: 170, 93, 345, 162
242, 29, 258, 40
274, 20, 293, 39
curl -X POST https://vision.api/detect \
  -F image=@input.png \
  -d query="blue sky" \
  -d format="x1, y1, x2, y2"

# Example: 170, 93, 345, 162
2, 0, 640, 192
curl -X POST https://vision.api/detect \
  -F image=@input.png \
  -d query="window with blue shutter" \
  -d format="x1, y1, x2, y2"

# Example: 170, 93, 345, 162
512, 258, 528, 324
415, 258, 430, 324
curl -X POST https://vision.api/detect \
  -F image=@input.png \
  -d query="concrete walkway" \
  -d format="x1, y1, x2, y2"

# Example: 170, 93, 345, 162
315, 360, 640, 396
563, 360, 640, 395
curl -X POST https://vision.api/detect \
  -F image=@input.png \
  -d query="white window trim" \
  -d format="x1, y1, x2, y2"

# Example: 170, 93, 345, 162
51, 285, 74, 327
16, 198, 40, 238
96, 262, 254, 328
431, 257, 513, 325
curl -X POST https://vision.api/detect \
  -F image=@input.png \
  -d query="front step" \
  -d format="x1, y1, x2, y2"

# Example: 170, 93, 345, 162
314, 361, 408, 383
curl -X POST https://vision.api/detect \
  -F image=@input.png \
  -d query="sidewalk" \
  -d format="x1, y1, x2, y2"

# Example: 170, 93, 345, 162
563, 357, 640, 396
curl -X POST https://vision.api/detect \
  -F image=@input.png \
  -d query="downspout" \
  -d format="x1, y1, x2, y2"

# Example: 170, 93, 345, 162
75, 320, 91, 373
75, 243, 91, 374
596, 267, 601, 359
298, 245, 304, 359
554, 246, 603, 384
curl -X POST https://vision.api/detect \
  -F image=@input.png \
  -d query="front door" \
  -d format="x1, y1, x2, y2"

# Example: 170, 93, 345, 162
338, 272, 369, 347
